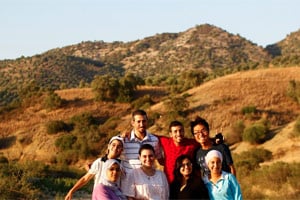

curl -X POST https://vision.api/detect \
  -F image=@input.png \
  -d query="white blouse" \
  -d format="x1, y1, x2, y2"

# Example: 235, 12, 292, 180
122, 167, 169, 200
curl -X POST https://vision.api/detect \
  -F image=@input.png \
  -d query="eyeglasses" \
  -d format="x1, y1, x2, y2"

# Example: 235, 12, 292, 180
180, 162, 192, 168
193, 129, 208, 135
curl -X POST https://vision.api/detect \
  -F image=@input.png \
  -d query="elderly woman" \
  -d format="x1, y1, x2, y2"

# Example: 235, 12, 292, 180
203, 150, 242, 200
92, 159, 127, 200
170, 154, 209, 199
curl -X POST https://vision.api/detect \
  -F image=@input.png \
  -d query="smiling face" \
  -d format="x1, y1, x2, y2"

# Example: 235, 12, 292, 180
170, 125, 185, 145
107, 139, 123, 158
193, 124, 209, 145
139, 149, 155, 169
180, 158, 193, 178
131, 114, 148, 135
106, 163, 121, 182
207, 156, 222, 175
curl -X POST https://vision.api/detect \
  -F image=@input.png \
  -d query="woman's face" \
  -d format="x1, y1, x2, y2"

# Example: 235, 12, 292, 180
180, 158, 193, 178
106, 163, 121, 182
139, 149, 155, 168
108, 140, 123, 158
207, 157, 222, 175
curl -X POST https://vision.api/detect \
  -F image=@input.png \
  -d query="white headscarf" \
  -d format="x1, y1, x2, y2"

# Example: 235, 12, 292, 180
102, 159, 126, 200
205, 150, 223, 166
109, 135, 124, 146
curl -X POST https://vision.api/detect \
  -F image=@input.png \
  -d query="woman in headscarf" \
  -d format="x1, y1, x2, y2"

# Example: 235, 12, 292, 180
65, 136, 124, 200
203, 150, 242, 200
92, 159, 127, 200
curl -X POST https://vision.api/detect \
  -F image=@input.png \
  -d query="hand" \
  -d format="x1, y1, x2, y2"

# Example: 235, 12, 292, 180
120, 130, 130, 139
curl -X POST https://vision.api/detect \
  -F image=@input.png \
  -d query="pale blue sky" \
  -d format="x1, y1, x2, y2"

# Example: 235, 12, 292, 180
1, 0, 299, 60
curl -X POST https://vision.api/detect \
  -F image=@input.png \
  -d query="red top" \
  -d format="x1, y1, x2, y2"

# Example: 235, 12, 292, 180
159, 136, 199, 183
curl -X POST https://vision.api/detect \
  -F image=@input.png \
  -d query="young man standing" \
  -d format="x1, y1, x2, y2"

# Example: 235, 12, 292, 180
158, 120, 199, 183
121, 109, 163, 174
190, 116, 236, 177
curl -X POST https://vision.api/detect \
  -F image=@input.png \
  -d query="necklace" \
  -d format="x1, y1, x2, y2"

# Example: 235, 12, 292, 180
141, 166, 155, 180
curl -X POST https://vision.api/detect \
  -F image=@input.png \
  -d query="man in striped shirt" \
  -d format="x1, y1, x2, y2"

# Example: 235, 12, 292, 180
121, 109, 163, 172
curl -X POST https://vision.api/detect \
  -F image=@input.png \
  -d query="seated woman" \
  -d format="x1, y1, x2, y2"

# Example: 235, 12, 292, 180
170, 154, 209, 199
122, 143, 169, 200
203, 150, 242, 200
92, 159, 126, 200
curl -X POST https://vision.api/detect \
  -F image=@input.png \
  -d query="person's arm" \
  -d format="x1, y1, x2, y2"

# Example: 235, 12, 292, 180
229, 164, 236, 177
65, 173, 94, 200
228, 174, 242, 200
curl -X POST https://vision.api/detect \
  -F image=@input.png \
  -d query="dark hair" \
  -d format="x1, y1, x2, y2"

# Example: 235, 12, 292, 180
132, 109, 148, 120
173, 155, 195, 182
169, 120, 184, 132
138, 143, 155, 155
190, 116, 210, 135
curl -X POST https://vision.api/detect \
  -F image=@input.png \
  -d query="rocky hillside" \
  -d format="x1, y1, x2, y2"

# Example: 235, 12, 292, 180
0, 24, 273, 106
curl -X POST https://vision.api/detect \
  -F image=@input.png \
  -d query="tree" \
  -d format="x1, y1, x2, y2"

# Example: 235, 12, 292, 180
91, 75, 119, 101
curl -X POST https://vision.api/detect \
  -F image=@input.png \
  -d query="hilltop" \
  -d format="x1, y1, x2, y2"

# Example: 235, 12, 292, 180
0, 23, 272, 107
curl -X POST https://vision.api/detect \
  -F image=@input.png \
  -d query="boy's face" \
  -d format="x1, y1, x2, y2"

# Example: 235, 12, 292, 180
169, 125, 185, 145
193, 124, 209, 144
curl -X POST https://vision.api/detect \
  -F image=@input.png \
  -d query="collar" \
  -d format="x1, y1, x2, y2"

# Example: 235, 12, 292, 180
203, 171, 228, 184
130, 130, 151, 142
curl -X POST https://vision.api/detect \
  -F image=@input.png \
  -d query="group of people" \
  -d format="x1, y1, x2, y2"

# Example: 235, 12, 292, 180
65, 109, 242, 200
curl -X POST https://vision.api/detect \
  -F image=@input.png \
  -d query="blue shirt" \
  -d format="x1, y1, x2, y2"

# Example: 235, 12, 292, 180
203, 171, 242, 200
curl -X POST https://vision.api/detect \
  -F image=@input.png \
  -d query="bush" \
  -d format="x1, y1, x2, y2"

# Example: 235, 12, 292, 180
292, 116, 300, 137
240, 162, 300, 199
55, 134, 77, 151
234, 148, 272, 176
241, 105, 257, 115
43, 91, 65, 110
131, 94, 154, 109
228, 120, 245, 143
287, 80, 300, 104
242, 122, 268, 144
0, 155, 8, 164
46, 120, 70, 134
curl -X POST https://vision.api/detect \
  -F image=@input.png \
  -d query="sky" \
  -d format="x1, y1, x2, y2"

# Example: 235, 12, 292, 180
1, 0, 299, 60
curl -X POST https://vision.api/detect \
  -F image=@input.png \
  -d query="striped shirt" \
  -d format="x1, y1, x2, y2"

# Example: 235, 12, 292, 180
120, 130, 162, 173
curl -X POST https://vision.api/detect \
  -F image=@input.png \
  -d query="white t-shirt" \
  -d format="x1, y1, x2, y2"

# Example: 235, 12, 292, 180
88, 158, 105, 188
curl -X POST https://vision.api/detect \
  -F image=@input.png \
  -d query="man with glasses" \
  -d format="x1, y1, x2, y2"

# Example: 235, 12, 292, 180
190, 116, 236, 177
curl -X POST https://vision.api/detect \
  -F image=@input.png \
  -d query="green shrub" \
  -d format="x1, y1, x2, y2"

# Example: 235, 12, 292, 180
55, 134, 77, 150
69, 112, 97, 133
242, 122, 268, 144
241, 105, 257, 115
46, 120, 70, 134
0, 155, 8, 164
287, 80, 300, 104
43, 91, 65, 110
234, 148, 272, 176
292, 116, 300, 137
241, 162, 300, 199
229, 120, 245, 143
131, 94, 154, 109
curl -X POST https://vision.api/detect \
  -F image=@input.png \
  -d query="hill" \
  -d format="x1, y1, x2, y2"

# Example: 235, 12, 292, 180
0, 23, 272, 106
1, 67, 299, 165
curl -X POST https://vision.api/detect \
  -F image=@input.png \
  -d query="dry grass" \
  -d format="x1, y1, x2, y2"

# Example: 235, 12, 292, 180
1, 67, 300, 165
